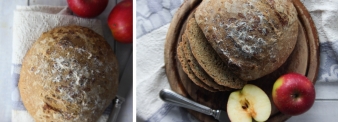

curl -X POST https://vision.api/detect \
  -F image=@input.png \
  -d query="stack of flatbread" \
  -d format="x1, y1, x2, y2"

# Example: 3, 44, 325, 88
176, 0, 299, 92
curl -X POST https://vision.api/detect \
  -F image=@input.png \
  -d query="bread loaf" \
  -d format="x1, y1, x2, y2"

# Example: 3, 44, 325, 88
182, 32, 230, 91
18, 25, 119, 122
195, 0, 298, 81
177, 35, 217, 92
186, 16, 246, 89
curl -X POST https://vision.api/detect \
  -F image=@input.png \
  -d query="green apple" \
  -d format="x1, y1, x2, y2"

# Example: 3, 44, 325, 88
227, 84, 271, 122
272, 73, 315, 115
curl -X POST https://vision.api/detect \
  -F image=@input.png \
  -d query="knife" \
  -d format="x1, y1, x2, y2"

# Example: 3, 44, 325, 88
159, 89, 230, 122
107, 48, 133, 122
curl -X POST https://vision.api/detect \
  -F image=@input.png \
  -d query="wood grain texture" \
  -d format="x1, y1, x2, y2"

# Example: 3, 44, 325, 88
164, 0, 319, 121
164, 0, 201, 97
314, 82, 338, 100
29, 0, 67, 6
292, 0, 320, 82
288, 100, 338, 122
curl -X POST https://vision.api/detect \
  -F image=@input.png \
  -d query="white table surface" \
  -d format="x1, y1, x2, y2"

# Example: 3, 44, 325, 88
0, 0, 133, 122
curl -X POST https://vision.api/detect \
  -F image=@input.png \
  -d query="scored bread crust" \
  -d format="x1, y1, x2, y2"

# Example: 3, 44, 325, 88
186, 17, 246, 89
18, 26, 119, 122
195, 0, 298, 81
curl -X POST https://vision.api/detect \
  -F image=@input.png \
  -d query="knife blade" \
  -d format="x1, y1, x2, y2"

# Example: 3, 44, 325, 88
107, 49, 133, 122
159, 89, 230, 122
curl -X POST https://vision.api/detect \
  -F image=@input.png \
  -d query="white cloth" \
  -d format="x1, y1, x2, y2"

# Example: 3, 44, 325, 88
136, 0, 338, 121
136, 23, 201, 121
136, 24, 199, 122
136, 24, 169, 119
300, 0, 338, 82
136, 0, 184, 38
11, 5, 109, 122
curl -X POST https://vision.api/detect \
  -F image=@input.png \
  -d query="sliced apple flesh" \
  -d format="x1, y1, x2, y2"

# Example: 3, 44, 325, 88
227, 84, 271, 122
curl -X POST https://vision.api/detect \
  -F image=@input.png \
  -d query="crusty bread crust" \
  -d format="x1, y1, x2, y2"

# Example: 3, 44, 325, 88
182, 33, 230, 91
18, 25, 119, 122
186, 17, 246, 89
195, 0, 298, 81
182, 13, 232, 91
177, 35, 217, 92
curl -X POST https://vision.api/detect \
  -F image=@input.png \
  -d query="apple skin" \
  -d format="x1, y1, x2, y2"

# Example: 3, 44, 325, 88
67, 0, 108, 18
107, 0, 133, 43
272, 73, 315, 115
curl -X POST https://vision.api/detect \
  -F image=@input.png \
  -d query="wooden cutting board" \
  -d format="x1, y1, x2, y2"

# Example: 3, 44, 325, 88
164, 0, 319, 121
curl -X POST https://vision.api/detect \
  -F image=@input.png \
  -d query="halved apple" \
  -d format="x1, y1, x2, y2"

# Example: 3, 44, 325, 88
227, 84, 271, 122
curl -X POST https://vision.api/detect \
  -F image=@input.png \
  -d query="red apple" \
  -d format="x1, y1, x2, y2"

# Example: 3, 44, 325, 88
67, 0, 108, 18
107, 0, 133, 43
272, 73, 315, 115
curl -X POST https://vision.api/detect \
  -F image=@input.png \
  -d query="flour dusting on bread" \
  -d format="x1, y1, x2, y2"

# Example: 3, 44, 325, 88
195, 0, 298, 81
19, 25, 119, 122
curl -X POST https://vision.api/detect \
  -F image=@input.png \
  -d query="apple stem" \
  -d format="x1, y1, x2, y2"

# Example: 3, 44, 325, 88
291, 93, 300, 99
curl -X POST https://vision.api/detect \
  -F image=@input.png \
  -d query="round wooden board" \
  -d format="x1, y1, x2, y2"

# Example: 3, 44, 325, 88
164, 0, 319, 122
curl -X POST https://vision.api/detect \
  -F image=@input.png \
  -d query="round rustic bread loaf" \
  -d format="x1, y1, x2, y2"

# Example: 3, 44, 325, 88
195, 0, 298, 81
182, 33, 230, 91
186, 16, 246, 89
18, 25, 119, 122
